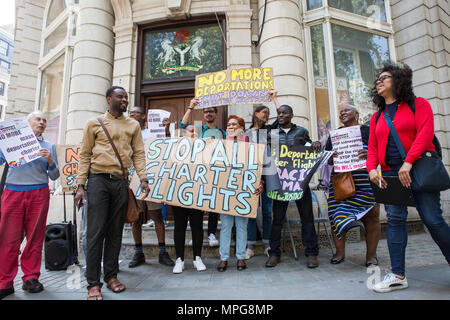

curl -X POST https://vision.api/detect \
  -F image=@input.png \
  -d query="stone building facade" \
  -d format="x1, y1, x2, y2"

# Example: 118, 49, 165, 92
5, 0, 450, 222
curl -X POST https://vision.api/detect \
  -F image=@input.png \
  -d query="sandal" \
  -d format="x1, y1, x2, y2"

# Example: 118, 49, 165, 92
87, 286, 103, 300
106, 278, 126, 293
365, 258, 379, 267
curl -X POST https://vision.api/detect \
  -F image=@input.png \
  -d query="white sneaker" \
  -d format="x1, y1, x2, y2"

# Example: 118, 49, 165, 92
245, 248, 254, 260
208, 234, 219, 247
193, 256, 207, 272
264, 247, 270, 257
373, 273, 408, 293
173, 258, 184, 274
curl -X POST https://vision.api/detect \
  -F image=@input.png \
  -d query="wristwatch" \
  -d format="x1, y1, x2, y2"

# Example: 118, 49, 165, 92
77, 184, 86, 190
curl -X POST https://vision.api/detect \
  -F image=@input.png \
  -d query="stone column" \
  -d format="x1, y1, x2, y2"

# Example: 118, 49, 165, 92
226, 1, 254, 122
65, 0, 115, 144
257, 0, 309, 129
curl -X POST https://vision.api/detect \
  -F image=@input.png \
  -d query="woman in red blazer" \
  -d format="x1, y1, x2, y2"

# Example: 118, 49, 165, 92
367, 62, 450, 293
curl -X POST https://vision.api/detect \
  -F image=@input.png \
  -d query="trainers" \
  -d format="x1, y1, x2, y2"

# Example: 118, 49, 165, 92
128, 252, 145, 268
373, 273, 408, 293
193, 256, 207, 272
264, 247, 270, 257
173, 258, 184, 274
245, 248, 254, 260
159, 251, 175, 266
208, 233, 219, 247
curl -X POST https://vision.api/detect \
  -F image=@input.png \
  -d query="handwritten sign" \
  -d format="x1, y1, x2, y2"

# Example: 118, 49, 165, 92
267, 144, 332, 201
195, 67, 274, 108
56, 145, 80, 192
0, 118, 41, 167
147, 109, 171, 138
330, 126, 365, 172
130, 137, 265, 218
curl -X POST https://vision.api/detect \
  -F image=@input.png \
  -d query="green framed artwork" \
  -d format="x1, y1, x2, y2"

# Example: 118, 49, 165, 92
143, 24, 224, 81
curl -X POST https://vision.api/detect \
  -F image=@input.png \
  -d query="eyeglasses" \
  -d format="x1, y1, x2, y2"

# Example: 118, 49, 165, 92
203, 110, 215, 114
375, 75, 392, 84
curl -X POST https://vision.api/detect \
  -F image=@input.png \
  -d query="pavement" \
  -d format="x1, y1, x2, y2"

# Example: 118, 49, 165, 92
3, 233, 450, 301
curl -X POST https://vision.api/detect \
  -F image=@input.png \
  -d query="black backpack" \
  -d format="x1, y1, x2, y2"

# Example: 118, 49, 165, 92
375, 101, 442, 159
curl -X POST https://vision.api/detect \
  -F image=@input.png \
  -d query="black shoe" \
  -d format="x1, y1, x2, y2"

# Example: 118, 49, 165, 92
307, 255, 319, 268
22, 279, 44, 293
217, 260, 227, 272
265, 256, 280, 268
128, 252, 146, 268
0, 287, 14, 300
237, 260, 247, 271
159, 251, 175, 266
330, 256, 345, 264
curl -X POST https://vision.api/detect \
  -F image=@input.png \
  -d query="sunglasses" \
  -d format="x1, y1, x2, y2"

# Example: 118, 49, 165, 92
375, 75, 392, 84
203, 110, 216, 114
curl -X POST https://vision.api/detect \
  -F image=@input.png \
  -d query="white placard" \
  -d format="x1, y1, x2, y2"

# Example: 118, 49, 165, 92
147, 109, 171, 138
0, 118, 41, 167
330, 125, 365, 172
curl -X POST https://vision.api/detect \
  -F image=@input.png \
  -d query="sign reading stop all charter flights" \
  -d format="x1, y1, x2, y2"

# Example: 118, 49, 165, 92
330, 125, 365, 172
195, 67, 274, 108
0, 117, 41, 168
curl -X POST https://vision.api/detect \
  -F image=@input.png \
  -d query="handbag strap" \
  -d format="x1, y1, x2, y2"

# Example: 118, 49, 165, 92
97, 117, 128, 181
382, 110, 407, 160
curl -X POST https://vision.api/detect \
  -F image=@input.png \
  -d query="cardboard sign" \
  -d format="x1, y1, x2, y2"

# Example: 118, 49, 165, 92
267, 144, 333, 201
147, 109, 171, 138
130, 137, 265, 218
195, 67, 274, 108
0, 117, 41, 167
330, 126, 365, 172
56, 145, 81, 192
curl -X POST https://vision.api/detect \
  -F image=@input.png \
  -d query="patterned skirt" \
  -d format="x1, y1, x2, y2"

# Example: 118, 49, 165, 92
327, 169, 376, 240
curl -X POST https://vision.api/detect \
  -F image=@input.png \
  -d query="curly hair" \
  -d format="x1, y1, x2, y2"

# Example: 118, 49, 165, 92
370, 61, 415, 110
227, 115, 246, 129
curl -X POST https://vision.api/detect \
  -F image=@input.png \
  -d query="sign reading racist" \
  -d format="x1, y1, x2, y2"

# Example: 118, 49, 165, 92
130, 137, 265, 218
195, 67, 274, 108
330, 125, 365, 172
0, 117, 41, 168
56, 145, 80, 192
267, 144, 333, 201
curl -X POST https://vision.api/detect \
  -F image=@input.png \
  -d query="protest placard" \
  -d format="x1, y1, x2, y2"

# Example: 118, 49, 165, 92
147, 109, 171, 138
330, 125, 365, 172
130, 137, 265, 218
0, 117, 41, 168
56, 145, 80, 192
195, 67, 274, 108
266, 144, 333, 201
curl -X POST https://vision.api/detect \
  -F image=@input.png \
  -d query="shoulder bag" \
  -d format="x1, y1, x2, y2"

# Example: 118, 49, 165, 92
382, 110, 450, 192
97, 117, 140, 223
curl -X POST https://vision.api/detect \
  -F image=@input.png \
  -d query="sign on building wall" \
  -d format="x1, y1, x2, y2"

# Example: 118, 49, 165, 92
0, 118, 41, 167
56, 144, 80, 192
195, 67, 274, 108
130, 137, 265, 218
143, 24, 224, 80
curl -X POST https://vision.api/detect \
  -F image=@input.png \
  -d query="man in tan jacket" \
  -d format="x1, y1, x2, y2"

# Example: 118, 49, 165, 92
75, 86, 149, 300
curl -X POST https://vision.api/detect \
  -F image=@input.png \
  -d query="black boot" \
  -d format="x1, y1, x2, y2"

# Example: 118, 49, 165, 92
129, 251, 146, 268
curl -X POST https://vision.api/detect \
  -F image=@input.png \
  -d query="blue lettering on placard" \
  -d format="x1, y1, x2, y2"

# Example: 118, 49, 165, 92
210, 166, 226, 185
193, 164, 207, 184
226, 168, 241, 190
147, 139, 164, 160
176, 163, 191, 180
166, 180, 177, 201
219, 189, 235, 212
175, 138, 190, 161
158, 162, 177, 179
163, 138, 179, 160
210, 140, 230, 166
178, 182, 194, 206
242, 170, 257, 192
197, 185, 217, 210
235, 192, 251, 215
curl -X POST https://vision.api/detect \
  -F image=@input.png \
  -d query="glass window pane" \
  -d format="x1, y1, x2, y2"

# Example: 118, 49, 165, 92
328, 0, 386, 22
307, 0, 322, 10
0, 81, 4, 96
46, 0, 69, 27
39, 54, 65, 144
331, 24, 389, 124
44, 19, 68, 56
311, 25, 331, 146
142, 24, 224, 81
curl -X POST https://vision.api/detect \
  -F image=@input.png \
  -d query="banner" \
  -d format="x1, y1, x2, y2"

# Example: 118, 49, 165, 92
267, 144, 333, 201
195, 67, 274, 108
130, 137, 265, 218
330, 125, 365, 172
0, 117, 41, 168
147, 109, 171, 138
56, 145, 80, 192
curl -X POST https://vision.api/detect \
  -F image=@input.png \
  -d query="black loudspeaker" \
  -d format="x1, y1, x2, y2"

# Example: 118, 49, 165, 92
44, 222, 78, 270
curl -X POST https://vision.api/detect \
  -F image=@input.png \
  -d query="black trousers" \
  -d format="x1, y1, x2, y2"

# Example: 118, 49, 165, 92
207, 212, 218, 235
173, 206, 204, 260
269, 188, 319, 257
86, 174, 128, 289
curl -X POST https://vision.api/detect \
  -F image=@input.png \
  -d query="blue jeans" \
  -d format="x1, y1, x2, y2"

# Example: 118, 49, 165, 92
219, 214, 248, 261
383, 168, 450, 276
247, 193, 272, 246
